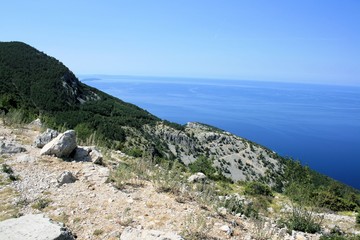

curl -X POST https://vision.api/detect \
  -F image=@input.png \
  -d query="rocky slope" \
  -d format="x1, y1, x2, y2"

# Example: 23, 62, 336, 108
0, 121, 359, 240
145, 122, 282, 183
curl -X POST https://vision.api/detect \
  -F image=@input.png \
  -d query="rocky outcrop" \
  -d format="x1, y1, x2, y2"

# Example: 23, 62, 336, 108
120, 227, 184, 240
40, 130, 77, 158
0, 214, 74, 240
34, 128, 59, 148
57, 171, 77, 186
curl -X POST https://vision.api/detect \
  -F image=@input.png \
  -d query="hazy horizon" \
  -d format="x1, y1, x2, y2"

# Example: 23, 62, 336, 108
78, 74, 360, 87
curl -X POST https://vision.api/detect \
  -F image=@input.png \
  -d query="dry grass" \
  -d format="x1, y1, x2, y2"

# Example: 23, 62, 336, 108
181, 213, 219, 240
50, 212, 70, 225
0, 187, 20, 221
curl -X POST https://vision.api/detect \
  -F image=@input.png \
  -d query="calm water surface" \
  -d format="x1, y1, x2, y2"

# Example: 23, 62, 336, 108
81, 75, 360, 190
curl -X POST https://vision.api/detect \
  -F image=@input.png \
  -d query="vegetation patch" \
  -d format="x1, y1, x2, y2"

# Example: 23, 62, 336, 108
31, 198, 52, 210
93, 229, 104, 236
279, 205, 323, 234
0, 187, 20, 221
1, 164, 13, 174
188, 155, 230, 182
244, 181, 273, 197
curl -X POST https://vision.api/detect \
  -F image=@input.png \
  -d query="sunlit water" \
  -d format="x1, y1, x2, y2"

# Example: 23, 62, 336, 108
81, 75, 360, 190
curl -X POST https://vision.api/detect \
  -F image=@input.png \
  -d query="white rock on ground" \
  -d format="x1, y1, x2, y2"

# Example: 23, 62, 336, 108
120, 227, 184, 240
40, 130, 77, 158
219, 224, 233, 236
187, 172, 207, 183
29, 118, 43, 127
0, 214, 74, 240
34, 128, 59, 148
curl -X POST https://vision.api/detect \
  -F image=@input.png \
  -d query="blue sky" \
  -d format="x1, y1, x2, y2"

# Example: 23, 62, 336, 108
1, 0, 359, 85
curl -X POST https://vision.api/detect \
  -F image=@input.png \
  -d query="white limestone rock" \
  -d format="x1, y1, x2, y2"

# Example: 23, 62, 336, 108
187, 172, 207, 183
0, 214, 74, 240
40, 130, 77, 158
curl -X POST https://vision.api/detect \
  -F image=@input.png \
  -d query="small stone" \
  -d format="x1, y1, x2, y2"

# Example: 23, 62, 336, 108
217, 207, 227, 215
219, 225, 232, 235
57, 171, 77, 186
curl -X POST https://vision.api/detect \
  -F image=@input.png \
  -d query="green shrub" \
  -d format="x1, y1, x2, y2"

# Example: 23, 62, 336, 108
315, 190, 357, 212
320, 234, 360, 240
188, 156, 229, 182
220, 195, 258, 218
8, 174, 19, 181
1, 164, 13, 174
93, 229, 104, 236
356, 212, 360, 224
126, 148, 143, 158
244, 181, 273, 197
280, 206, 322, 234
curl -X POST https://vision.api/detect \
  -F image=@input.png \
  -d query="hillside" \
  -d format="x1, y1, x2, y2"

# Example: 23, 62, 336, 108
1, 41, 360, 217
0, 41, 159, 144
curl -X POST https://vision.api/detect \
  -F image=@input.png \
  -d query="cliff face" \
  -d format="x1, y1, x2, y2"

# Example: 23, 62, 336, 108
145, 122, 283, 183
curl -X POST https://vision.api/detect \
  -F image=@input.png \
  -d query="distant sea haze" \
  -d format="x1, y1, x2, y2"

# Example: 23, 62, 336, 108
81, 75, 360, 190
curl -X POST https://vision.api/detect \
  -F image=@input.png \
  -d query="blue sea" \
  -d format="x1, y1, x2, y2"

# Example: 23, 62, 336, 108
80, 75, 360, 190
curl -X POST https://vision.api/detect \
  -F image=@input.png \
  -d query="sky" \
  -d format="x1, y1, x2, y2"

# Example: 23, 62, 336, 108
1, 0, 359, 85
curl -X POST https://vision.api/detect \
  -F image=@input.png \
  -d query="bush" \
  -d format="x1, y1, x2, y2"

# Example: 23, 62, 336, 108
280, 206, 322, 234
356, 212, 360, 224
1, 164, 13, 174
220, 195, 258, 218
244, 181, 273, 197
126, 147, 143, 158
188, 156, 229, 182
315, 190, 357, 212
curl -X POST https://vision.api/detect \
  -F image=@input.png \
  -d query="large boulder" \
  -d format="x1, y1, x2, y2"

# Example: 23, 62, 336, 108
34, 129, 59, 148
0, 214, 74, 240
120, 227, 183, 240
40, 130, 77, 158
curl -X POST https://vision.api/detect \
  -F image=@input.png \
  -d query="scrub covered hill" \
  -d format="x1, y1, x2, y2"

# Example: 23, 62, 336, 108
1, 41, 360, 214
0, 41, 159, 144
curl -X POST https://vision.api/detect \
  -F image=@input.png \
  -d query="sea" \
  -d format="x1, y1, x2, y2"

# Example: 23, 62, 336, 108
80, 75, 360, 190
